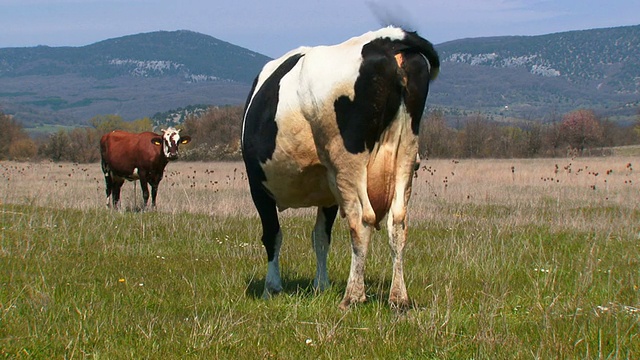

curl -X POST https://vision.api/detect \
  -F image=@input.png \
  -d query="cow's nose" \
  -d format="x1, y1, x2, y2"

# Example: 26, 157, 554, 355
167, 152, 178, 160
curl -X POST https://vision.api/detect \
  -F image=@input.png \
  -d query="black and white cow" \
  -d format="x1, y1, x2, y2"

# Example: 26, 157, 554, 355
241, 26, 439, 309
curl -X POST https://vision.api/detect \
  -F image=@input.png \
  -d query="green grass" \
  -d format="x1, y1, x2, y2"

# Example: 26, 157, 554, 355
1, 201, 639, 359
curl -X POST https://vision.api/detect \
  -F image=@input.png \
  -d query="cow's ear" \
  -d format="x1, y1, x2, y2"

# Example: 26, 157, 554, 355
180, 136, 191, 144
151, 137, 163, 146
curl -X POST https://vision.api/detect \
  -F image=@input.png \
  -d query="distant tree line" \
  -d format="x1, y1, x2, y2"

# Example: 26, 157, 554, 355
1, 106, 639, 163
419, 108, 640, 159
1, 112, 155, 162
179, 106, 243, 161
0, 112, 38, 161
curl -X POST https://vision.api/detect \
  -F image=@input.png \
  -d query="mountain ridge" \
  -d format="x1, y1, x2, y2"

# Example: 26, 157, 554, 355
0, 25, 638, 130
437, 25, 639, 91
429, 24, 640, 120
0, 30, 269, 83
0, 30, 269, 127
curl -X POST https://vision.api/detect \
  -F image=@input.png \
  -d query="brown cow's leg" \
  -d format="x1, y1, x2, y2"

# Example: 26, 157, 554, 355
104, 179, 113, 208
150, 183, 159, 209
103, 179, 113, 207
140, 180, 150, 209
147, 172, 162, 210
101, 159, 113, 208
111, 179, 124, 209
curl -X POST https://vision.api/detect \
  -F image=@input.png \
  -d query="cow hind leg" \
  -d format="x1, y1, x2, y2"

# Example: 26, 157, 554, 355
249, 184, 283, 298
140, 180, 150, 210
101, 161, 113, 207
387, 213, 409, 309
386, 157, 416, 309
312, 205, 338, 292
111, 179, 125, 209
104, 175, 113, 208
340, 205, 373, 309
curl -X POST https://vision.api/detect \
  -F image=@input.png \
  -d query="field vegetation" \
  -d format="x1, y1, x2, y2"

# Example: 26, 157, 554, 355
1, 157, 638, 358
3, 106, 640, 163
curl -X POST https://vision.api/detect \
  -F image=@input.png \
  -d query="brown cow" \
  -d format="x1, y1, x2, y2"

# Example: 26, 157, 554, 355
100, 127, 191, 209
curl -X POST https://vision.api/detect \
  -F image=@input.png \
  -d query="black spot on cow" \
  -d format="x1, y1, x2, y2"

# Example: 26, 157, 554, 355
242, 52, 305, 182
334, 38, 404, 154
243, 53, 305, 163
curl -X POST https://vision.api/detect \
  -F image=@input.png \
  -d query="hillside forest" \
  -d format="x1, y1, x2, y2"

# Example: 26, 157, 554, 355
2, 105, 640, 163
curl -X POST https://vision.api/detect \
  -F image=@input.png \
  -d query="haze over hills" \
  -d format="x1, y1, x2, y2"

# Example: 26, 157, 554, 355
0, 25, 638, 131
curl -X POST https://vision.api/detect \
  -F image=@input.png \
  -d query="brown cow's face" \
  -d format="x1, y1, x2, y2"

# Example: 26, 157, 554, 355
159, 127, 191, 160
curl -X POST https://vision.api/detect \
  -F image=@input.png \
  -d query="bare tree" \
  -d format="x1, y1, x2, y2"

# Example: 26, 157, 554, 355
458, 114, 496, 158
419, 110, 456, 158
0, 112, 37, 160
181, 106, 243, 160
560, 109, 602, 153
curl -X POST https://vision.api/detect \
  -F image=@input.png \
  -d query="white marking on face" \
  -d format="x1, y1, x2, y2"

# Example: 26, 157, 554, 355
161, 127, 181, 159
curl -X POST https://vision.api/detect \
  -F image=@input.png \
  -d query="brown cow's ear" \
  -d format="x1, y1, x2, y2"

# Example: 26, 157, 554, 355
180, 136, 191, 144
151, 137, 163, 146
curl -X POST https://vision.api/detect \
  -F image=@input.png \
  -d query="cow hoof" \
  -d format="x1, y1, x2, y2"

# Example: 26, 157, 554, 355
389, 297, 411, 312
338, 293, 366, 310
262, 286, 282, 300
313, 278, 330, 292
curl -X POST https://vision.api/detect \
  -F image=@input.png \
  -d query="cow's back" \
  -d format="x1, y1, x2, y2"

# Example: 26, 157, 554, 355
101, 131, 160, 175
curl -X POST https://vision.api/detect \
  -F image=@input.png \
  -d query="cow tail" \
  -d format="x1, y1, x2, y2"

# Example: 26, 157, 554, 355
99, 138, 113, 198
398, 30, 440, 80
100, 157, 109, 177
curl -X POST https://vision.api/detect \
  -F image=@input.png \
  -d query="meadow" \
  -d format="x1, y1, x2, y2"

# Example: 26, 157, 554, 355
1, 157, 638, 359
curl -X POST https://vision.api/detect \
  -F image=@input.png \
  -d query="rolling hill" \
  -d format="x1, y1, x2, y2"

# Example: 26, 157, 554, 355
0, 25, 638, 131
429, 25, 640, 121
0, 30, 269, 128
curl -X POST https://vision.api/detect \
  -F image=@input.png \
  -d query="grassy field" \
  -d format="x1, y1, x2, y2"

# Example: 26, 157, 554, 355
1, 157, 639, 359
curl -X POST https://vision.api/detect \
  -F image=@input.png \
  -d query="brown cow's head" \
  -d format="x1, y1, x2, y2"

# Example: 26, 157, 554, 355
152, 127, 191, 160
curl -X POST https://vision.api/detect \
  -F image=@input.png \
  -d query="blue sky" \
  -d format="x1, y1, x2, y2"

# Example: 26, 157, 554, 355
1, 0, 639, 57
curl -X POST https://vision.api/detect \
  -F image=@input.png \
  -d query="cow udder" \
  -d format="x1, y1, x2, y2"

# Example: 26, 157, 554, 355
366, 147, 396, 228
